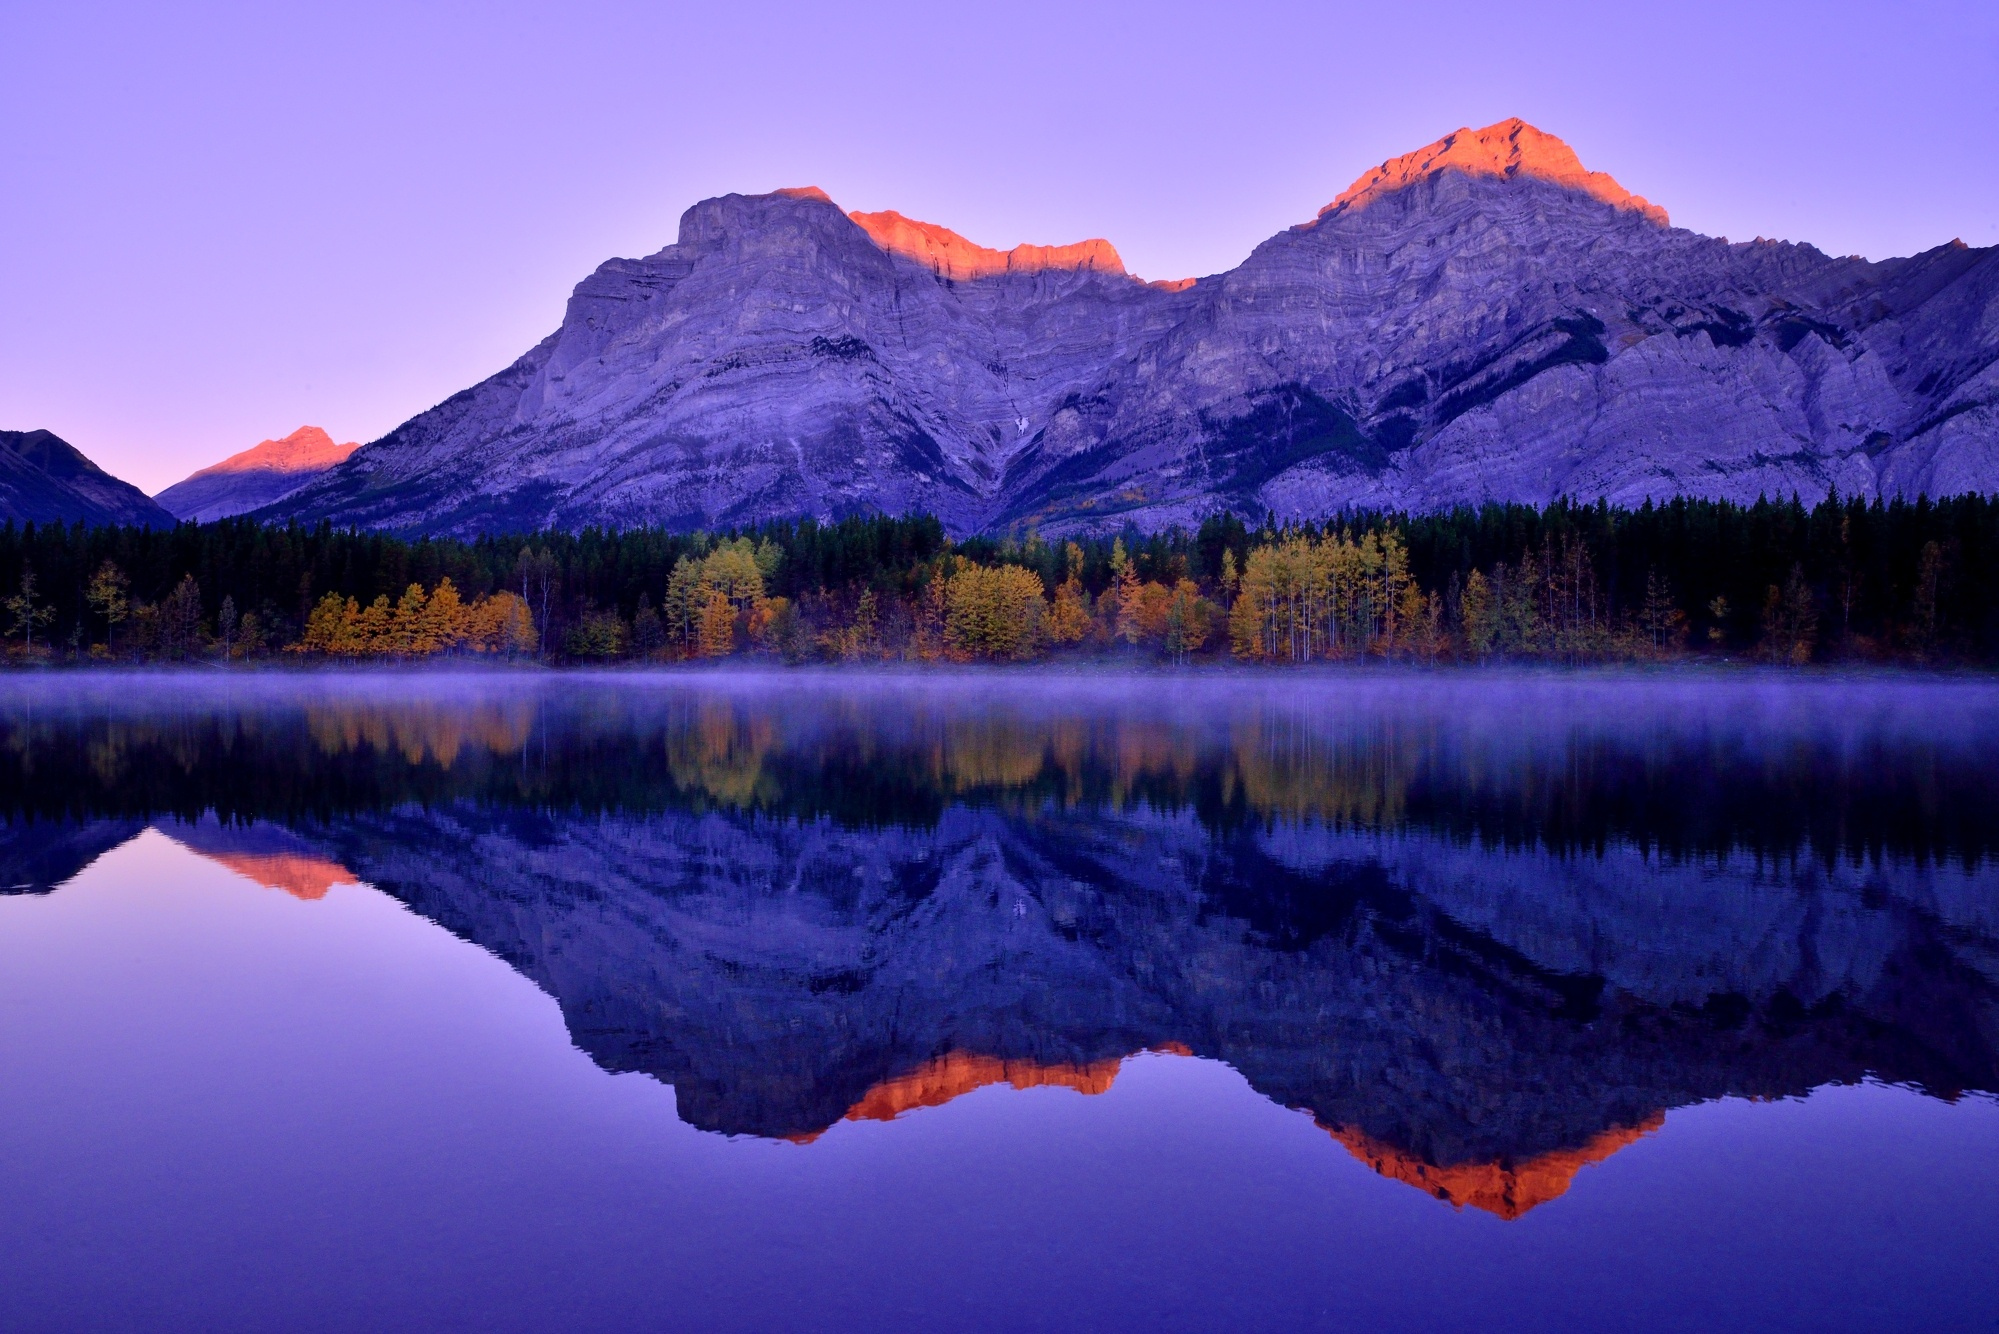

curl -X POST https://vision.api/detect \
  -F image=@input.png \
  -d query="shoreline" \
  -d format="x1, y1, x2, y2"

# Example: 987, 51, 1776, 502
3, 658, 1997, 686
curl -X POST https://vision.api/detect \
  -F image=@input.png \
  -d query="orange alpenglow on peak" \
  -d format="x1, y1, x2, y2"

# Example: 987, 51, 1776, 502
849, 209, 1128, 281
187, 426, 360, 480
1326, 1112, 1666, 1219
1320, 118, 1668, 226
846, 1051, 1125, 1121
786, 1044, 1193, 1143
197, 851, 360, 901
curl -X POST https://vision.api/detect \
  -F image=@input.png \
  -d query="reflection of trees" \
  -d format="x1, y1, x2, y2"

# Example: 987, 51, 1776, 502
4, 683, 1998, 865
663, 702, 777, 808
1228, 710, 1417, 831
304, 701, 536, 768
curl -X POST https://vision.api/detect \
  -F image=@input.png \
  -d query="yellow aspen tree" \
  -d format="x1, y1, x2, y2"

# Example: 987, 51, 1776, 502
1461, 569, 1497, 658
292, 592, 349, 654
390, 584, 429, 656
357, 596, 393, 656
1048, 576, 1092, 644
489, 592, 538, 656
423, 578, 467, 654
696, 589, 736, 657
1105, 539, 1131, 640
913, 567, 951, 661
1378, 528, 1411, 652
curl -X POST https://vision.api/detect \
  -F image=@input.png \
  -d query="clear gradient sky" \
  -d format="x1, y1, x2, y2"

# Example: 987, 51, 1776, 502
3, 0, 1996, 493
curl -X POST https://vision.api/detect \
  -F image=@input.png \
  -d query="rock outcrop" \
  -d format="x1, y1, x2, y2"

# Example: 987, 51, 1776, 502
0, 430, 173, 528
265, 119, 1999, 537
154, 425, 359, 522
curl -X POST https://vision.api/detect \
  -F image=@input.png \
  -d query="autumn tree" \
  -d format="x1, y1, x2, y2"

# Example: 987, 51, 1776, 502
944, 562, 1047, 660
3, 569, 55, 652
421, 577, 467, 653
1047, 543, 1092, 645
1161, 580, 1214, 663
85, 560, 130, 649
1459, 569, 1497, 658
820, 587, 881, 661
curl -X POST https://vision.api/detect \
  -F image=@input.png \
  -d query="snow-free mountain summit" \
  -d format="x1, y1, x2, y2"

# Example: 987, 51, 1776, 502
156, 426, 359, 522
268, 120, 1999, 537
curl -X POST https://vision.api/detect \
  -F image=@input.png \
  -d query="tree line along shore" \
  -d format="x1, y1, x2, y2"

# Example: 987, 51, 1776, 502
1, 494, 1995, 667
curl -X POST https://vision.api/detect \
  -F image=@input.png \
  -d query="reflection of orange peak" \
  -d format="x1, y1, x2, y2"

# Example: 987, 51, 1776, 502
848, 1051, 1125, 1121
1321, 118, 1668, 227
184, 425, 359, 479
203, 852, 359, 901
850, 209, 1127, 282
788, 1044, 1192, 1144
1327, 1112, 1664, 1219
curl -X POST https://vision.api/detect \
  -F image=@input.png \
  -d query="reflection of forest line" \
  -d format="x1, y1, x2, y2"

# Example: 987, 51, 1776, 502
4, 685, 1998, 863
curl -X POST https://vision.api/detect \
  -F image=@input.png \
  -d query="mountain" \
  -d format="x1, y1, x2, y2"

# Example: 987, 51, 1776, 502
0, 430, 174, 528
154, 425, 358, 522
264, 119, 1999, 537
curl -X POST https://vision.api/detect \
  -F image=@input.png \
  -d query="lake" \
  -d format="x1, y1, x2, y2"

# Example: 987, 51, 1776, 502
2, 669, 1997, 1331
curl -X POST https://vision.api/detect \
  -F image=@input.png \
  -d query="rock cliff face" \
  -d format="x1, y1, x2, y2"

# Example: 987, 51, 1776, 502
267, 119, 1999, 536
154, 425, 358, 522
0, 430, 173, 528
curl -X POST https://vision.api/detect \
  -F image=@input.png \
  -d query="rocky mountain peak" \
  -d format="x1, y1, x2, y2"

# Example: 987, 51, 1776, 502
264, 120, 1997, 537
193, 426, 358, 478
849, 208, 1127, 281
154, 425, 360, 523
0, 428, 172, 527
1320, 117, 1669, 226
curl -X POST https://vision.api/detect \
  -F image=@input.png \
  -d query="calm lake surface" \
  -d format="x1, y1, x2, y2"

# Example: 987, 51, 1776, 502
3, 669, 1998, 1332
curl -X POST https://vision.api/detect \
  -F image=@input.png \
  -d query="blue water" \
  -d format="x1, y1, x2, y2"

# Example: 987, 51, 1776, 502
2, 670, 1996, 1331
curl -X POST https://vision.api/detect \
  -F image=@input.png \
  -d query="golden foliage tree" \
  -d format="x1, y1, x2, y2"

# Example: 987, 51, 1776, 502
292, 581, 537, 658
943, 561, 1047, 660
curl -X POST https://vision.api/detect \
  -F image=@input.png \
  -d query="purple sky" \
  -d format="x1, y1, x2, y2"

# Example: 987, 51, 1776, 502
3, 0, 1995, 494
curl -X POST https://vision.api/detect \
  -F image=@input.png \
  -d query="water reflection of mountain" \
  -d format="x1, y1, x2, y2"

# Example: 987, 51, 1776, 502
0, 816, 144, 893
7, 676, 1999, 1216
316, 804, 1998, 1161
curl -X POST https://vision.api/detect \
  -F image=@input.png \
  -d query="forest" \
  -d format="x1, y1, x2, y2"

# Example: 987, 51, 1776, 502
1, 493, 1996, 667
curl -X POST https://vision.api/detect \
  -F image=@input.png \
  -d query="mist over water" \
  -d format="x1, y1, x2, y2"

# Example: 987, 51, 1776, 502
3, 670, 1998, 1330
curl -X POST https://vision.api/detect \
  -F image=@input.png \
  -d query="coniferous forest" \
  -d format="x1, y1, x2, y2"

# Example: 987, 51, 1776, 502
1, 493, 1996, 667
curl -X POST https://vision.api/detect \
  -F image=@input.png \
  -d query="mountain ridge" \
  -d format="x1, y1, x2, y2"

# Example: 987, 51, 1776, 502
262, 120, 1999, 537
0, 430, 174, 528
156, 426, 359, 522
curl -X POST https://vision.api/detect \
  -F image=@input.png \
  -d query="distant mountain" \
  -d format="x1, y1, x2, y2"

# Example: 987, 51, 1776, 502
0, 429, 173, 528
154, 425, 358, 522
266, 119, 1999, 536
